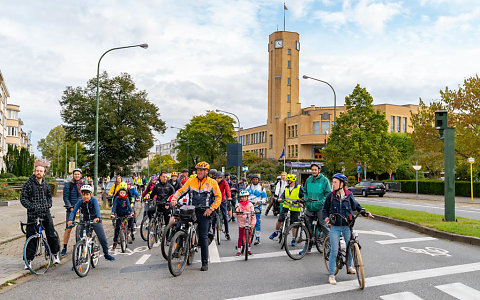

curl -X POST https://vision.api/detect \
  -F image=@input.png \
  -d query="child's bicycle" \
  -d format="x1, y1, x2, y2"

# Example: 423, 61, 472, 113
114, 215, 133, 253
70, 221, 101, 277
20, 216, 59, 275
235, 211, 256, 261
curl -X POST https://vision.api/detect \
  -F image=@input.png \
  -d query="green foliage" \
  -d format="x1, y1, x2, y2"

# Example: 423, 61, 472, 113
247, 159, 282, 181
175, 111, 236, 168
59, 72, 166, 176
324, 84, 399, 176
0, 173, 16, 179
37, 125, 66, 175
387, 179, 479, 197
394, 162, 417, 180
48, 182, 58, 196
2, 145, 34, 177
0, 186, 20, 201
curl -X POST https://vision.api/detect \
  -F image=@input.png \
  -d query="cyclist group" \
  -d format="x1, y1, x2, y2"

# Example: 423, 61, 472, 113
20, 161, 371, 285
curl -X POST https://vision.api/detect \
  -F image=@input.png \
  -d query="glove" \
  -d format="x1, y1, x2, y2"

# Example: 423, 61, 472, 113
110, 213, 115, 219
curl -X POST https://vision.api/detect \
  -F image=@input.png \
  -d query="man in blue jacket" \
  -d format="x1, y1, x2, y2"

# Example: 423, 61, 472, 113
61, 168, 83, 256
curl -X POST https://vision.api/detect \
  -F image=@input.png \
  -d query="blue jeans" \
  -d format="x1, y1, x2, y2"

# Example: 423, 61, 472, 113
255, 206, 261, 238
328, 225, 353, 276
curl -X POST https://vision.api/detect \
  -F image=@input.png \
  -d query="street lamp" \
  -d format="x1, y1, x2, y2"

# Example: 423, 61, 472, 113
94, 43, 148, 195
215, 109, 241, 183
412, 163, 422, 199
171, 126, 189, 170
303, 75, 337, 125
468, 157, 475, 202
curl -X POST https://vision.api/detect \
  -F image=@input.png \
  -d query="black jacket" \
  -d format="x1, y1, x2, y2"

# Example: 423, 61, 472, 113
20, 175, 52, 218
150, 181, 175, 203
168, 178, 182, 192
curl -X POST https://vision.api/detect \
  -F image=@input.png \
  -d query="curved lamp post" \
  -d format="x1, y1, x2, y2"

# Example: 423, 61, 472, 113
215, 109, 241, 183
302, 75, 337, 125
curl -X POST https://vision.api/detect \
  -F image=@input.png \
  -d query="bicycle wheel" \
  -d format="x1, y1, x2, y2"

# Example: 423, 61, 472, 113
284, 223, 310, 260
352, 242, 365, 289
90, 235, 100, 268
147, 219, 157, 249
75, 223, 81, 243
156, 217, 164, 243
23, 235, 52, 275
315, 227, 325, 253
168, 231, 189, 277
120, 228, 127, 253
187, 227, 198, 265
244, 227, 250, 261
161, 221, 177, 260
323, 235, 331, 272
72, 239, 91, 277
215, 215, 221, 245
140, 215, 149, 241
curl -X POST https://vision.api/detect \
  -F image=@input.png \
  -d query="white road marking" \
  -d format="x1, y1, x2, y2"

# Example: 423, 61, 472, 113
376, 237, 437, 245
209, 241, 221, 263
362, 199, 480, 215
135, 254, 151, 264
355, 229, 397, 238
435, 282, 480, 299
226, 262, 480, 300
401, 247, 451, 257
220, 251, 287, 263
380, 292, 424, 300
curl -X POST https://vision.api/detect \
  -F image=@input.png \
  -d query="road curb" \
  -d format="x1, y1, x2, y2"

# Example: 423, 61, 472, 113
372, 214, 480, 247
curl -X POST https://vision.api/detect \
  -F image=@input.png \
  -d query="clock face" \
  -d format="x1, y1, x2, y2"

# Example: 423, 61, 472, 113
274, 39, 283, 49
296, 41, 300, 51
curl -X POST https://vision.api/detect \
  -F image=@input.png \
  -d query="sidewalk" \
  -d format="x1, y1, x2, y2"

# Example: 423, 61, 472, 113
384, 192, 480, 205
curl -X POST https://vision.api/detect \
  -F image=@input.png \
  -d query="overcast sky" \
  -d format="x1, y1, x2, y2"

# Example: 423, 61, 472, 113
1, 0, 480, 156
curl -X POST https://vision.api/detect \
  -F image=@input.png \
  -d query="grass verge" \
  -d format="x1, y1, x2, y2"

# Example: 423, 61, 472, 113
363, 204, 480, 238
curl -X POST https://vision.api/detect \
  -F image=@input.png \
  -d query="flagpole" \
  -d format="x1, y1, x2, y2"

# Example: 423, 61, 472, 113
283, 3, 286, 31
283, 148, 286, 172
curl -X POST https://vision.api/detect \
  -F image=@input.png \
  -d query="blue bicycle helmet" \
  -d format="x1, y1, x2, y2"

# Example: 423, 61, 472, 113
332, 173, 348, 183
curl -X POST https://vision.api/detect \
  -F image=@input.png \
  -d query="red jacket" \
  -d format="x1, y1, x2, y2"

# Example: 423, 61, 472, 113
218, 179, 231, 201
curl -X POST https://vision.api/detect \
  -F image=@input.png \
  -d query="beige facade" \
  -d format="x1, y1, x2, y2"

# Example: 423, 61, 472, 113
239, 31, 418, 161
131, 151, 156, 175
0, 71, 8, 168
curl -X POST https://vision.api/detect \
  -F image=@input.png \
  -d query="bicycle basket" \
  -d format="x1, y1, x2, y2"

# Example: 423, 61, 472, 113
179, 205, 196, 222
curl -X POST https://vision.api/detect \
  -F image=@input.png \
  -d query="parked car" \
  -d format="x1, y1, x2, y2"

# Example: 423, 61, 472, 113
101, 177, 133, 207
348, 181, 386, 197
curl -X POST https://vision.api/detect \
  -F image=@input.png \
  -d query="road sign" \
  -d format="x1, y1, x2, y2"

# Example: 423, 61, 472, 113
468, 157, 475, 164
68, 162, 75, 173
242, 166, 248, 172
357, 164, 361, 174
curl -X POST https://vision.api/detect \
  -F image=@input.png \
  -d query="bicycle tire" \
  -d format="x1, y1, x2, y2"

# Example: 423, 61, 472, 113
323, 235, 331, 272
244, 227, 250, 261
352, 242, 365, 289
23, 235, 52, 275
156, 216, 164, 243
75, 222, 81, 243
120, 228, 127, 253
90, 235, 100, 268
187, 226, 198, 265
72, 239, 90, 277
147, 219, 157, 249
215, 214, 221, 245
140, 215, 149, 241
168, 230, 188, 277
315, 227, 325, 253
161, 221, 177, 260
284, 223, 310, 260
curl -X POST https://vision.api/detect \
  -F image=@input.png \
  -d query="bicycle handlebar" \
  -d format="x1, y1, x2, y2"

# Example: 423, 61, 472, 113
328, 210, 366, 227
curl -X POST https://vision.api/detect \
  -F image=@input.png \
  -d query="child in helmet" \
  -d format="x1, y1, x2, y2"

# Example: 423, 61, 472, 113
233, 190, 256, 256
111, 186, 134, 249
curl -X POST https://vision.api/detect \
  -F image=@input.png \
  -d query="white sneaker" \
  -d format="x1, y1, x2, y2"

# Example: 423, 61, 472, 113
328, 275, 337, 285
53, 254, 61, 265
24, 261, 32, 270
348, 266, 356, 274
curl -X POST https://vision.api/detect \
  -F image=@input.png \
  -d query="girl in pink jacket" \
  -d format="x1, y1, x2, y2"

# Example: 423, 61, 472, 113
234, 190, 256, 256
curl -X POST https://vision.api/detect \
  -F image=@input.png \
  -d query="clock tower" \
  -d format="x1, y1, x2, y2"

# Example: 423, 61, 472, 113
266, 31, 301, 159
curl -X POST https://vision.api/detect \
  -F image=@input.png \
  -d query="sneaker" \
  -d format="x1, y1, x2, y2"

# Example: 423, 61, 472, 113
60, 248, 67, 256
128, 239, 133, 244
201, 263, 208, 271
24, 261, 32, 270
347, 266, 356, 274
236, 251, 241, 256
248, 251, 253, 255
225, 233, 231, 241
130, 232, 135, 241
112, 242, 117, 250
104, 254, 116, 261
53, 254, 61, 265
291, 239, 296, 247
254, 238, 260, 245
231, 218, 236, 222
329, 275, 336, 285
269, 231, 278, 240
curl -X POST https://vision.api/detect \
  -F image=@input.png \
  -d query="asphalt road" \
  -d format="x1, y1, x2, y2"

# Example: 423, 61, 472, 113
3, 205, 480, 299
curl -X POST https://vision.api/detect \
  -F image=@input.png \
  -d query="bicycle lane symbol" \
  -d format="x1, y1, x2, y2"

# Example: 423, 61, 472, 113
109, 245, 151, 256
400, 246, 451, 257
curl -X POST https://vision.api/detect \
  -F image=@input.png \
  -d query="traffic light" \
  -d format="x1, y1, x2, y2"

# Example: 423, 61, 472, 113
435, 110, 448, 139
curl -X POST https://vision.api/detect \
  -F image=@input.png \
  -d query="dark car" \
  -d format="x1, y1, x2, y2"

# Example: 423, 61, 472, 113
101, 177, 133, 207
348, 181, 385, 197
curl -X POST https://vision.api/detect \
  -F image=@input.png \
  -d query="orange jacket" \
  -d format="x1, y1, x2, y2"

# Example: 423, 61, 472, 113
172, 176, 222, 210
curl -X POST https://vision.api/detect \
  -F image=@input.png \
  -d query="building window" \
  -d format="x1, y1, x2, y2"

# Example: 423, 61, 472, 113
391, 116, 395, 132
288, 61, 291, 68
402, 117, 407, 133
287, 94, 290, 102
7, 110, 18, 120
259, 148, 264, 158
287, 78, 291, 85
322, 121, 330, 134
7, 126, 17, 137
269, 135, 273, 149
314, 122, 320, 135
288, 49, 291, 55
287, 112, 290, 118
397, 116, 401, 132
295, 125, 298, 137
295, 145, 298, 157
246, 135, 250, 145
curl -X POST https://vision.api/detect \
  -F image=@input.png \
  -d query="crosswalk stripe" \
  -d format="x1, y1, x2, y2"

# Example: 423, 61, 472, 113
227, 262, 480, 300
435, 282, 480, 299
209, 241, 221, 263
380, 292, 424, 300
220, 251, 287, 263
135, 254, 151, 265
376, 237, 437, 245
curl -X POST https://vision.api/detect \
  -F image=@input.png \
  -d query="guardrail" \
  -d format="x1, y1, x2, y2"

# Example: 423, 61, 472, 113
385, 182, 401, 192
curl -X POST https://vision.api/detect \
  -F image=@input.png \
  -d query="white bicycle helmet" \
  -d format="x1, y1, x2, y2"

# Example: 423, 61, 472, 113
239, 190, 249, 197
80, 185, 94, 194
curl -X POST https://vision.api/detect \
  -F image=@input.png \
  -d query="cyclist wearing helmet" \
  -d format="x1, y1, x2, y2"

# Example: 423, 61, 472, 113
141, 175, 158, 199
67, 185, 115, 261
111, 184, 134, 248
323, 173, 372, 285
211, 171, 231, 240
169, 171, 182, 191
170, 161, 222, 271
301, 163, 331, 254
265, 173, 286, 216
179, 169, 189, 185
148, 171, 175, 226
269, 174, 304, 246
61, 168, 84, 256
234, 190, 256, 256
245, 174, 267, 245
208, 168, 217, 179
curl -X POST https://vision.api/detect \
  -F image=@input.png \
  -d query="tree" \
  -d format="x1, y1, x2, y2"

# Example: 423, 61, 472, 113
3, 145, 34, 176
37, 125, 65, 175
175, 111, 236, 169
324, 84, 399, 178
59, 72, 166, 176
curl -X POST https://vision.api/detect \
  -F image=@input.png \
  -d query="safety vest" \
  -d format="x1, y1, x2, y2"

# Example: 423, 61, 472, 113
284, 185, 302, 212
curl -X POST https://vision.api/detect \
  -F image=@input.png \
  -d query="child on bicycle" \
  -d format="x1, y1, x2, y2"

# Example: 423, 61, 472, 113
67, 185, 115, 261
322, 174, 372, 285
233, 190, 256, 256
126, 179, 140, 241
111, 186, 134, 249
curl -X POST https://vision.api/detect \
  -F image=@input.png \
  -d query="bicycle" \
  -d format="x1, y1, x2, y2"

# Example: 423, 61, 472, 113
147, 202, 167, 249
167, 205, 210, 277
20, 216, 58, 275
161, 204, 181, 260
64, 205, 83, 242
323, 211, 368, 289
213, 207, 224, 245
114, 215, 132, 253
284, 199, 326, 260
70, 221, 101, 277
234, 211, 256, 261
140, 198, 153, 241
227, 199, 236, 222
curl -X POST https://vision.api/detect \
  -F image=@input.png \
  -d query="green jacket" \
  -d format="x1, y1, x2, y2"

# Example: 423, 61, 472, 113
304, 173, 331, 212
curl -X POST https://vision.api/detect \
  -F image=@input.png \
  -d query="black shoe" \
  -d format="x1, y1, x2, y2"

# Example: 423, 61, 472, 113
225, 233, 231, 240
264, 210, 269, 216
201, 264, 208, 271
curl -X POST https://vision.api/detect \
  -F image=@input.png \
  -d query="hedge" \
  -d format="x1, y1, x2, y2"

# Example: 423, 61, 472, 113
48, 182, 58, 196
0, 186, 20, 201
386, 180, 480, 197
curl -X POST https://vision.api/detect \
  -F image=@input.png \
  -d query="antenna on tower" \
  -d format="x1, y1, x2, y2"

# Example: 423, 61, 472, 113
277, 24, 278, 31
